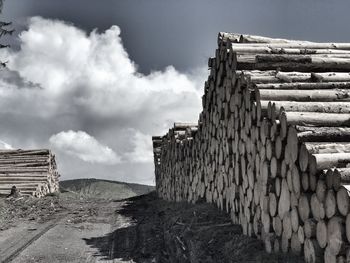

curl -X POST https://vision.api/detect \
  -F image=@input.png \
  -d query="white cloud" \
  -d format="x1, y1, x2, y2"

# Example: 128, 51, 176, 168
50, 130, 121, 164
0, 17, 206, 184
123, 129, 153, 163
0, 140, 13, 150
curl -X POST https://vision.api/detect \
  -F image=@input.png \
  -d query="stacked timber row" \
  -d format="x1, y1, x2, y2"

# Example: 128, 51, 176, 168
153, 33, 350, 263
0, 149, 60, 198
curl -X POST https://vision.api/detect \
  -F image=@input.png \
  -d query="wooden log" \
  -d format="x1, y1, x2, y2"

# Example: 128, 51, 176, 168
231, 42, 350, 50
263, 100, 350, 114
273, 216, 283, 237
336, 186, 350, 216
278, 179, 291, 219
310, 153, 350, 171
298, 225, 305, 244
325, 189, 337, 218
296, 126, 350, 142
316, 220, 328, 249
345, 214, 350, 243
312, 72, 350, 82
304, 238, 323, 263
299, 144, 309, 172
259, 89, 350, 102
256, 82, 350, 90
311, 193, 325, 221
324, 245, 337, 263
306, 142, 350, 154
299, 194, 311, 222
284, 112, 350, 127
281, 231, 290, 253
237, 57, 350, 72
327, 216, 346, 256
304, 218, 317, 239
316, 179, 327, 203
291, 207, 299, 233
291, 232, 302, 255
335, 168, 350, 184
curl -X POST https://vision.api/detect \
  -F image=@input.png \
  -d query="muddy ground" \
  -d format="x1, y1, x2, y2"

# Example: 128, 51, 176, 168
0, 192, 304, 262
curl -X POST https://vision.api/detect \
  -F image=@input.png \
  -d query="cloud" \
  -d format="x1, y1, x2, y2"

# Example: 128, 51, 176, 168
50, 130, 121, 164
0, 17, 205, 184
123, 129, 153, 163
0, 140, 13, 150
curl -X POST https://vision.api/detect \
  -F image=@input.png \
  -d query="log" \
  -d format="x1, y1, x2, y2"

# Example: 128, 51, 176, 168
291, 232, 302, 255
316, 220, 328, 249
304, 218, 317, 239
259, 89, 350, 102
346, 214, 350, 243
327, 217, 346, 256
285, 112, 350, 127
311, 153, 350, 171
325, 190, 337, 218
306, 142, 350, 154
230, 42, 350, 50
335, 168, 350, 184
278, 179, 291, 219
304, 238, 323, 263
324, 245, 337, 263
296, 126, 350, 142
237, 57, 350, 72
299, 194, 311, 222
256, 82, 350, 90
273, 216, 283, 237
291, 207, 299, 233
336, 186, 350, 216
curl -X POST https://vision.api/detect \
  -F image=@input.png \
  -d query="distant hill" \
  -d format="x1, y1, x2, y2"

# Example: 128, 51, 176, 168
59, 178, 155, 200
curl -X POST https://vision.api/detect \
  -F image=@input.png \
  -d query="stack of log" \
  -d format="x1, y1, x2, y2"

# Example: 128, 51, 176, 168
0, 149, 60, 198
153, 33, 350, 263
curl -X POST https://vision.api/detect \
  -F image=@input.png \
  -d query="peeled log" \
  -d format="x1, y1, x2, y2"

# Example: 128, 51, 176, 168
311, 153, 350, 171
255, 82, 350, 90
296, 126, 350, 142
258, 89, 350, 102
305, 142, 350, 154
285, 112, 350, 127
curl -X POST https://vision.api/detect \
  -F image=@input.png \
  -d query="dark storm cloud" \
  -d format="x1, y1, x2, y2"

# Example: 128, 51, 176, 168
3, 0, 350, 73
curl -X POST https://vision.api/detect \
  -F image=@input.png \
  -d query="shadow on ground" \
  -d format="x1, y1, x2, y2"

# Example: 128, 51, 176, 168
83, 192, 304, 263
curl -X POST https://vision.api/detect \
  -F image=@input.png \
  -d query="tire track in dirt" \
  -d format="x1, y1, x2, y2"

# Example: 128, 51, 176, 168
0, 212, 69, 263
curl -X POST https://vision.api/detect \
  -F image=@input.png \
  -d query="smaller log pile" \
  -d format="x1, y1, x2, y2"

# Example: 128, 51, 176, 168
0, 149, 60, 198
153, 33, 350, 263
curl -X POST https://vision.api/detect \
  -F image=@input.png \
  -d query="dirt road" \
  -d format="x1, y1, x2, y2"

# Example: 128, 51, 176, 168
0, 193, 304, 262
0, 199, 129, 263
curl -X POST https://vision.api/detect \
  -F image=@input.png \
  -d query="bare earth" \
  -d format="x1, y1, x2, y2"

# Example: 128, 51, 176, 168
0, 193, 304, 262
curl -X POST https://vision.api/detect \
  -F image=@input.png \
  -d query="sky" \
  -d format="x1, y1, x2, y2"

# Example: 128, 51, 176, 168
0, 0, 350, 185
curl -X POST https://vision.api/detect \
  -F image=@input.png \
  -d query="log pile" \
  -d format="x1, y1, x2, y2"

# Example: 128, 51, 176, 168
0, 149, 60, 198
153, 33, 350, 262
